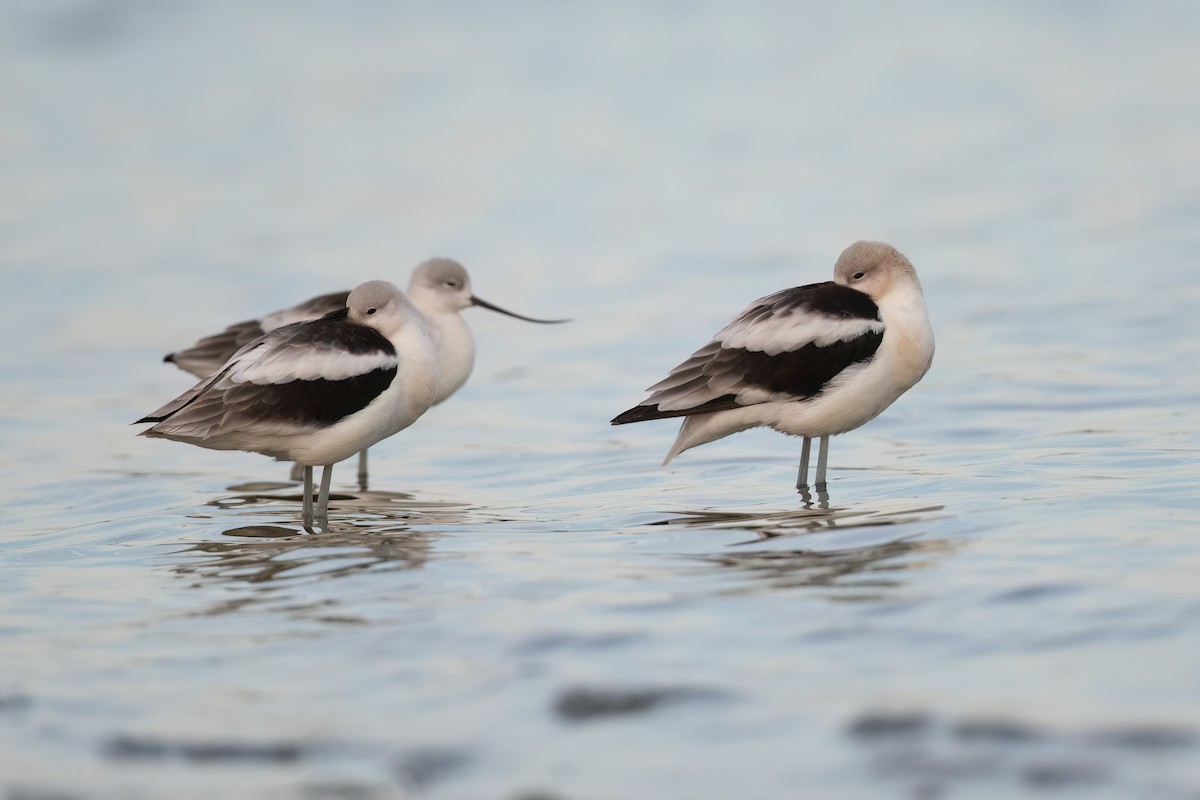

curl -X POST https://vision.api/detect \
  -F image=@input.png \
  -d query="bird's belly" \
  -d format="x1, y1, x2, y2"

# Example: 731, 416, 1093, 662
284, 375, 437, 465
766, 355, 912, 437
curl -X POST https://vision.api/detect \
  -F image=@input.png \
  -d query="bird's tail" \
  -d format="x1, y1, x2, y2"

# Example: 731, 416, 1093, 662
662, 412, 760, 465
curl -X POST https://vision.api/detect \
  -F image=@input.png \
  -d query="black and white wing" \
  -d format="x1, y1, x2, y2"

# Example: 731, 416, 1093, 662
258, 291, 350, 332
163, 319, 264, 379
139, 308, 397, 439
163, 291, 351, 378
612, 282, 884, 424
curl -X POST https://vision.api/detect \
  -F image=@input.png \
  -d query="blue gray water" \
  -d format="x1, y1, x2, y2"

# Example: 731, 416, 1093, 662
3, 2, 1200, 798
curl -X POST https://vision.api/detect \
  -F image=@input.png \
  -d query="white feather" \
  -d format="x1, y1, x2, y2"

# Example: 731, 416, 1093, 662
231, 346, 398, 385
718, 311, 883, 355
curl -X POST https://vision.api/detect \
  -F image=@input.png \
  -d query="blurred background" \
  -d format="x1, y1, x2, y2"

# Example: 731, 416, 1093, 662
2, 1, 1199, 798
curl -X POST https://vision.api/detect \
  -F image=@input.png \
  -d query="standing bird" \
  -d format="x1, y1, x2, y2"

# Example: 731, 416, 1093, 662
163, 258, 567, 485
611, 241, 934, 490
136, 280, 439, 530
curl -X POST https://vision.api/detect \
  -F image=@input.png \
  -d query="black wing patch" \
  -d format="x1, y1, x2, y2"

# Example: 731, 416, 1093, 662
733, 281, 881, 326
719, 333, 884, 398
223, 367, 397, 426
216, 310, 399, 426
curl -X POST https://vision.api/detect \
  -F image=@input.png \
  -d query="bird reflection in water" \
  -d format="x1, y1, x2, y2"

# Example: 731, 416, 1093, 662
169, 482, 483, 604
177, 525, 438, 588
696, 537, 954, 600
207, 481, 479, 532
656, 499, 951, 599
655, 498, 946, 541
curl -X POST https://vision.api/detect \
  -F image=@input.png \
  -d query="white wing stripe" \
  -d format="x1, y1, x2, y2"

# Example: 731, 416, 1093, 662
719, 314, 883, 355
232, 349, 398, 384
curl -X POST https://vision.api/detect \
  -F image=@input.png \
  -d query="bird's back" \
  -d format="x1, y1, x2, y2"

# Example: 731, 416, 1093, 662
164, 291, 351, 378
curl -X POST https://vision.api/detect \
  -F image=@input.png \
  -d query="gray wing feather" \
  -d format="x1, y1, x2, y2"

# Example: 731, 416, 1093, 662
165, 291, 350, 378
165, 320, 264, 378
259, 291, 350, 331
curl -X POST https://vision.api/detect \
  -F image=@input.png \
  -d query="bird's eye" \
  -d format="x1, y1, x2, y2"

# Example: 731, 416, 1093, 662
852, 271, 865, 280
445, 280, 459, 289
367, 307, 377, 315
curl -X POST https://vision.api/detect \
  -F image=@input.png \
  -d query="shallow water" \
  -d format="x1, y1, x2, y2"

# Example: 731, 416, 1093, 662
3, 2, 1200, 798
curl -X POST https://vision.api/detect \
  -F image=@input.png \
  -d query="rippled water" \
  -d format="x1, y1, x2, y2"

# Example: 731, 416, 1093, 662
3, 2, 1200, 798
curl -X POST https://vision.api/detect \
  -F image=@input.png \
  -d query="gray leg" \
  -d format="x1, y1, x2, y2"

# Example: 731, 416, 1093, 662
815, 435, 830, 488
796, 436, 812, 491
302, 466, 314, 531
316, 464, 334, 528
289, 462, 304, 482
356, 449, 368, 491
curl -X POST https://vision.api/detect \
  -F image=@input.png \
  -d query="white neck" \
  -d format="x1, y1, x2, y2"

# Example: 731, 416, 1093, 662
878, 281, 935, 387
412, 306, 475, 404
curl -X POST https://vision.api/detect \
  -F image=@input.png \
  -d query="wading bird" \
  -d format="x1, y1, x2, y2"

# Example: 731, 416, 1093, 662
138, 280, 439, 530
164, 259, 567, 486
612, 241, 934, 490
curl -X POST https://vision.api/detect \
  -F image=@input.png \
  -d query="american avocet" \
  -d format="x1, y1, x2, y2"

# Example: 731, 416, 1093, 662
164, 258, 567, 485
137, 280, 439, 530
611, 241, 934, 490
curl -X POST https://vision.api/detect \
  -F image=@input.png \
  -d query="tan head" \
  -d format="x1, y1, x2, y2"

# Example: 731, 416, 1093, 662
833, 241, 921, 301
347, 280, 418, 338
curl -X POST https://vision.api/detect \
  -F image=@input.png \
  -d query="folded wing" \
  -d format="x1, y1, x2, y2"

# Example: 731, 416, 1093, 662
139, 309, 398, 440
612, 282, 885, 424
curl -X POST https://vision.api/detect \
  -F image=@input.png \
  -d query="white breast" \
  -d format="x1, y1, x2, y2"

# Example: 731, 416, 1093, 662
279, 323, 440, 466
420, 310, 475, 404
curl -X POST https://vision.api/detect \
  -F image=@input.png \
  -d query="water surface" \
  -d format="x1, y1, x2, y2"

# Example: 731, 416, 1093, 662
2, 2, 1200, 798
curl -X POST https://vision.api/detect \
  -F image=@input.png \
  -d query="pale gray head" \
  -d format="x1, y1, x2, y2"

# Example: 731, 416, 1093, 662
347, 280, 416, 337
407, 258, 474, 313
833, 241, 921, 301
406, 257, 570, 324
